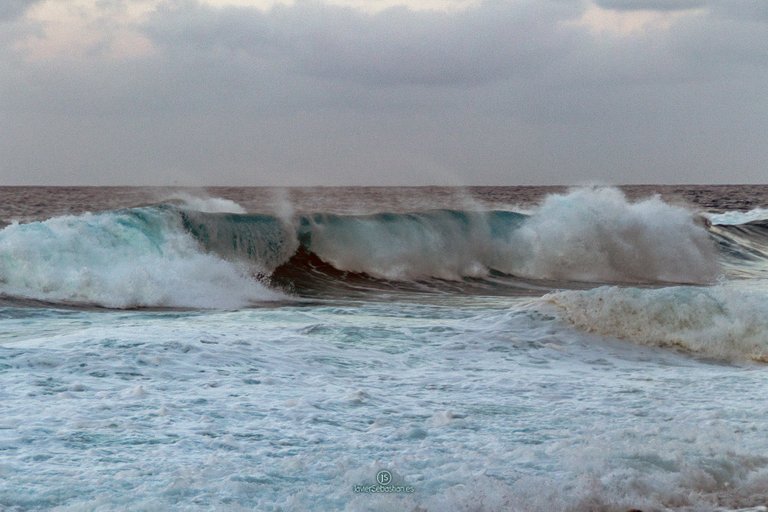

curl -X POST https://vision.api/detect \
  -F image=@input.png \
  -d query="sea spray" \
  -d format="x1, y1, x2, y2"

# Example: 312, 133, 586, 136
506, 187, 719, 284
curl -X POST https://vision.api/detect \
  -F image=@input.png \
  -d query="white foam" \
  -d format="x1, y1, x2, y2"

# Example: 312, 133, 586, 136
546, 283, 768, 362
4, 299, 768, 510
504, 187, 719, 284
164, 192, 248, 214
0, 209, 282, 308
708, 208, 768, 226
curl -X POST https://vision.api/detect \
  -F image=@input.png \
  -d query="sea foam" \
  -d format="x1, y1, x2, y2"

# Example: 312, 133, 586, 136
0, 208, 281, 308
546, 283, 768, 362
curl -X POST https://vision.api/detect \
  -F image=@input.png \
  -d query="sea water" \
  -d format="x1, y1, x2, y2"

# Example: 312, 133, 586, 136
2, 185, 768, 511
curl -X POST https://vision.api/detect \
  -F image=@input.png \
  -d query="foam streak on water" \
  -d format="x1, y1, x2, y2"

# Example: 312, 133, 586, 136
3, 302, 768, 511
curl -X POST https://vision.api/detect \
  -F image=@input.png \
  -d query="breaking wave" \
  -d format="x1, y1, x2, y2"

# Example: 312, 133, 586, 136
0, 207, 283, 309
2, 186, 761, 308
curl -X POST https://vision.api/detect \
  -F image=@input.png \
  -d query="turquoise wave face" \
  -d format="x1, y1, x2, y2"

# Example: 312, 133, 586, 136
292, 210, 529, 281
178, 208, 528, 277
178, 209, 299, 273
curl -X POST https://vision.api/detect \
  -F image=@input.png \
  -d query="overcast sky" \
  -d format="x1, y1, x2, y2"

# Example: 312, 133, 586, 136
0, 0, 766, 185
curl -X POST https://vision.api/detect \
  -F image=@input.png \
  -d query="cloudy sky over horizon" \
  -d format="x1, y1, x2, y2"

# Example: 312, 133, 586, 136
1, 0, 766, 185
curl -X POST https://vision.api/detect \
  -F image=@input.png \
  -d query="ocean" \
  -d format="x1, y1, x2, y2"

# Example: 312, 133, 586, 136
2, 185, 768, 511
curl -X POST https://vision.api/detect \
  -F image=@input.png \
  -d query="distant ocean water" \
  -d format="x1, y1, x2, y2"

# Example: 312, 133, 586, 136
2, 185, 768, 511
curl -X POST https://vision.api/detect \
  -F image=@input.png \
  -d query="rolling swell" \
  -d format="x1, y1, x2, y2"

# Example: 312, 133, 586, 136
710, 220, 768, 262
546, 284, 768, 362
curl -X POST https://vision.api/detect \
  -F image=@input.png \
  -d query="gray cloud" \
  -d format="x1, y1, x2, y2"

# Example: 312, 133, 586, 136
709, 0, 768, 21
594, 0, 704, 11
0, 0, 43, 20
1, 0, 767, 185
145, 1, 583, 87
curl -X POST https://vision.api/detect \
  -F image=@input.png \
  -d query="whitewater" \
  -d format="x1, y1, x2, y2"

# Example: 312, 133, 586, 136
2, 185, 768, 511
